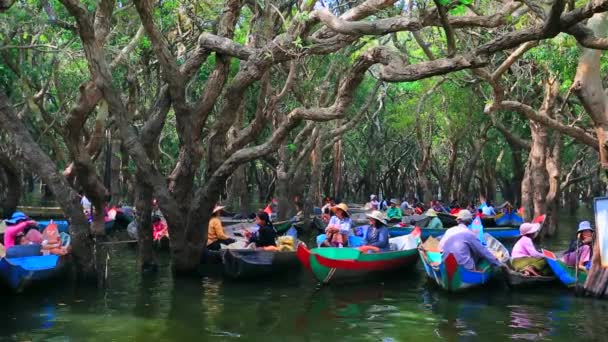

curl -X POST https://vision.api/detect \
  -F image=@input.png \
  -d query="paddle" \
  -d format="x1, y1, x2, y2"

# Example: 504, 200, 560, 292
574, 232, 580, 289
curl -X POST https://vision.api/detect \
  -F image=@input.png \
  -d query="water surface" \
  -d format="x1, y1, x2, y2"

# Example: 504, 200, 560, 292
1, 210, 606, 341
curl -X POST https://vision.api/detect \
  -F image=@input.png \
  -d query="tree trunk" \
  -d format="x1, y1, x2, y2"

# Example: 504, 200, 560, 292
332, 138, 343, 200
0, 151, 20, 217
110, 131, 122, 205
529, 121, 549, 220
0, 92, 97, 281
135, 172, 155, 271
521, 162, 534, 222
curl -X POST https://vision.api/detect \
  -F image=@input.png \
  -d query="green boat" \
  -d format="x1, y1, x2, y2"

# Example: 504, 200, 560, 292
297, 229, 421, 284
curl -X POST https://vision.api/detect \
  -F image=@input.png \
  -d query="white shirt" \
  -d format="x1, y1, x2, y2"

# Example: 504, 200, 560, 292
327, 216, 352, 234
81, 196, 91, 210
438, 224, 475, 250
481, 206, 496, 216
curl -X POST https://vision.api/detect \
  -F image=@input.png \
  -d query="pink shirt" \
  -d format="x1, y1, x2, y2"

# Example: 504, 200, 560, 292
511, 235, 543, 259
562, 245, 591, 267
3, 221, 36, 249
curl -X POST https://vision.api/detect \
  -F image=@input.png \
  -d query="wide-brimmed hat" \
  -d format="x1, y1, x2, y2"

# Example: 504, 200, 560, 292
426, 209, 438, 217
6, 211, 28, 225
331, 203, 350, 216
390, 199, 398, 205
212, 205, 225, 214
366, 210, 387, 225
519, 222, 541, 236
370, 194, 377, 200
577, 221, 594, 233
456, 210, 473, 221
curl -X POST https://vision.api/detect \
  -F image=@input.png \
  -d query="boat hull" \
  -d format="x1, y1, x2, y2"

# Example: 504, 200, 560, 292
297, 244, 419, 284
545, 256, 587, 288
221, 249, 300, 279
389, 226, 520, 240
419, 234, 509, 292
505, 268, 556, 288
0, 255, 68, 293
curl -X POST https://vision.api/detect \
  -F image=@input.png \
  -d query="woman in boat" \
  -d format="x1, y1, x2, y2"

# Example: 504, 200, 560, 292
152, 215, 169, 241
207, 206, 236, 251
561, 221, 594, 271
425, 209, 444, 230
511, 222, 551, 276
360, 210, 390, 252
245, 211, 277, 248
321, 203, 351, 248
3, 212, 38, 249
369, 195, 379, 210
386, 199, 402, 223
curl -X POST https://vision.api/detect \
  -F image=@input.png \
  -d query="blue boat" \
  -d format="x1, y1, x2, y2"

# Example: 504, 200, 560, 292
495, 211, 524, 227
388, 225, 520, 241
0, 255, 69, 292
543, 250, 587, 288
419, 233, 509, 292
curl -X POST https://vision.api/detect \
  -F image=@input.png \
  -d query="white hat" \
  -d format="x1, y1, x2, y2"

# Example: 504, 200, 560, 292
519, 222, 541, 236
456, 210, 473, 221
366, 210, 387, 225
213, 205, 225, 214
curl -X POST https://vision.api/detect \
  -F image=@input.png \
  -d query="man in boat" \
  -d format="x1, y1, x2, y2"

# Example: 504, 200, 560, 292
207, 206, 236, 251
438, 210, 475, 250
481, 200, 496, 217
386, 199, 402, 223
511, 222, 551, 276
561, 221, 594, 271
425, 209, 444, 230
439, 209, 503, 271
321, 203, 352, 248
359, 210, 390, 252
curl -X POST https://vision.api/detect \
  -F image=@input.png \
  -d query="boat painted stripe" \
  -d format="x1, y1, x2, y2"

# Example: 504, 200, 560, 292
312, 252, 418, 270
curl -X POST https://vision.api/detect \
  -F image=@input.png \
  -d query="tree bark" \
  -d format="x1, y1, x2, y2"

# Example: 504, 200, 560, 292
0, 92, 97, 281
135, 171, 155, 271
0, 150, 20, 217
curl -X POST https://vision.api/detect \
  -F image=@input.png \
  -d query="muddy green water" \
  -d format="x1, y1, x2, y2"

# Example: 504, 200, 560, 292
2, 209, 608, 341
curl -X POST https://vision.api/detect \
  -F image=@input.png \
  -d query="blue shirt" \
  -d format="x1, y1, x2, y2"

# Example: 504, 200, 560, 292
363, 225, 389, 250
441, 232, 501, 271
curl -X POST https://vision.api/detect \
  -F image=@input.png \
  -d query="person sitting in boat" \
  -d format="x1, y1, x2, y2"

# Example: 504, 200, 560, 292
481, 201, 496, 216
321, 203, 351, 248
510, 222, 551, 276
431, 200, 445, 213
359, 210, 389, 252
245, 211, 277, 248
449, 203, 461, 215
321, 197, 336, 224
386, 199, 402, 223
41, 222, 69, 256
152, 215, 169, 241
414, 203, 425, 215
369, 195, 380, 210
440, 218, 503, 271
561, 221, 594, 271
425, 209, 444, 230
3, 212, 38, 249
207, 206, 236, 251
438, 210, 475, 250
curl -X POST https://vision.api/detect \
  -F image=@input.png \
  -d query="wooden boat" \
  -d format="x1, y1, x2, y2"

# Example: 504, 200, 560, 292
419, 233, 509, 292
504, 267, 556, 288
16, 206, 64, 218
388, 225, 520, 241
543, 249, 587, 288
297, 229, 421, 284
0, 255, 69, 292
220, 248, 300, 279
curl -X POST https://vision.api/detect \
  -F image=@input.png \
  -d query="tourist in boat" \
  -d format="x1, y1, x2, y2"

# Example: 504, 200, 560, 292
386, 199, 402, 223
431, 200, 445, 213
482, 201, 496, 216
414, 202, 425, 215
438, 210, 475, 250
359, 210, 389, 252
321, 203, 351, 248
511, 222, 551, 276
3, 212, 38, 249
245, 211, 277, 248
207, 206, 236, 251
561, 221, 594, 271
449, 203, 461, 215
440, 211, 502, 271
152, 215, 169, 241
370, 195, 379, 210
425, 209, 444, 230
